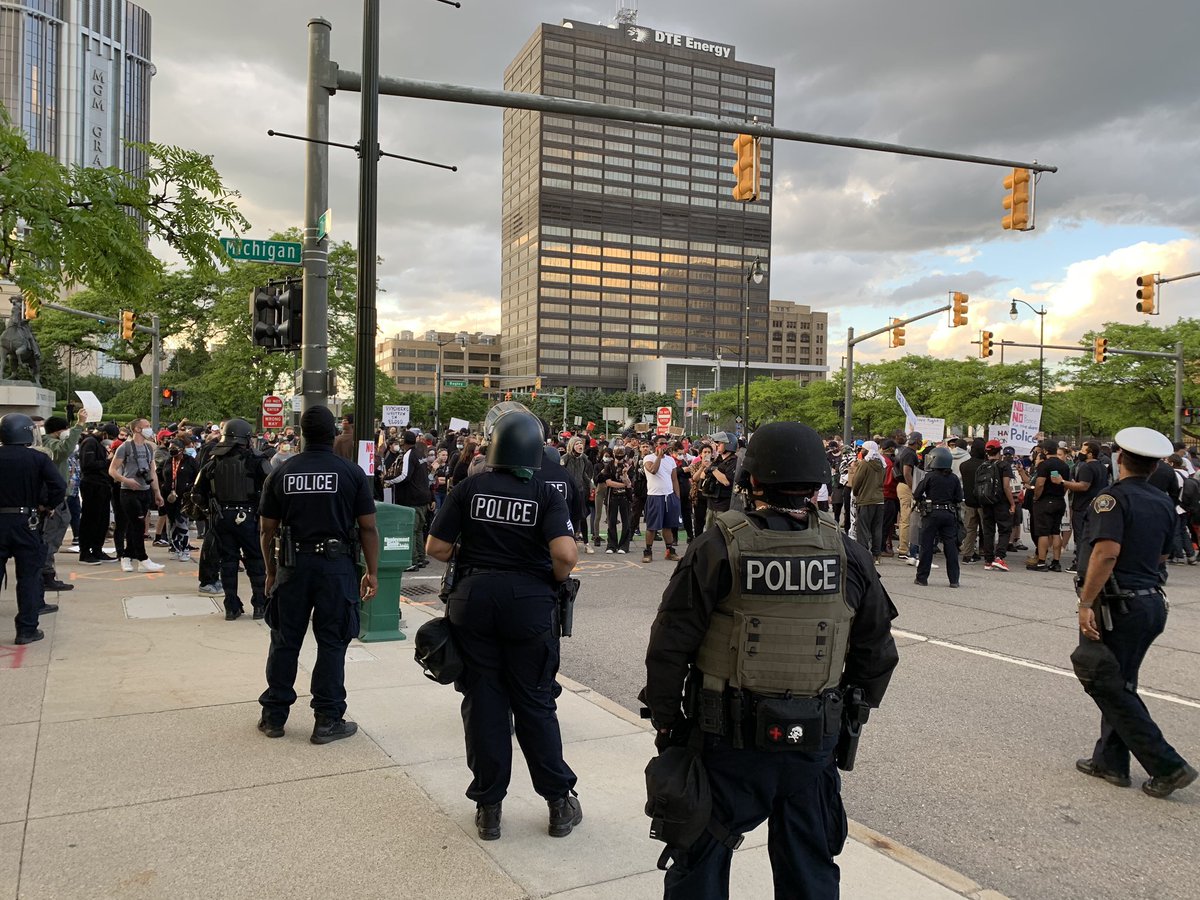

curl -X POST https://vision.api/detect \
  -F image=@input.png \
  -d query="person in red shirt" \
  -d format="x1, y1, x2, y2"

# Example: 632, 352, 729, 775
880, 440, 900, 556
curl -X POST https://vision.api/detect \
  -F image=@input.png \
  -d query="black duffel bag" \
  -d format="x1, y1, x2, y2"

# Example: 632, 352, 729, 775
413, 616, 464, 685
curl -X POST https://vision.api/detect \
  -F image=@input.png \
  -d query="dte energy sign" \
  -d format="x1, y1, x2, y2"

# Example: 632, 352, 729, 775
625, 26, 735, 60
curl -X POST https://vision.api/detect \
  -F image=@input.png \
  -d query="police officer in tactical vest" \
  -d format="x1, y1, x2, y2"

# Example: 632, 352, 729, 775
0, 414, 66, 644
194, 419, 271, 620
1072, 426, 1197, 798
643, 421, 899, 898
426, 407, 582, 842
257, 405, 378, 744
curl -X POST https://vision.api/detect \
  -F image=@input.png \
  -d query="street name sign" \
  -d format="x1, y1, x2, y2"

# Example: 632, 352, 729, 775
220, 238, 302, 267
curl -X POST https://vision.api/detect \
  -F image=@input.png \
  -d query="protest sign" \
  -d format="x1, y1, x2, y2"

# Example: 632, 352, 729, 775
75, 390, 103, 422
1007, 401, 1043, 454
382, 405, 410, 427
448, 417, 470, 433
913, 416, 945, 441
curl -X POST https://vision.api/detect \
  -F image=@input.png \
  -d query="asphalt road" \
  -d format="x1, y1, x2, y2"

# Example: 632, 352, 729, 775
415, 535, 1200, 900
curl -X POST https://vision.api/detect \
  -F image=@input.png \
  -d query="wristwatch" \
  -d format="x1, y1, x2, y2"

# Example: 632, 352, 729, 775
1076, 600, 1093, 610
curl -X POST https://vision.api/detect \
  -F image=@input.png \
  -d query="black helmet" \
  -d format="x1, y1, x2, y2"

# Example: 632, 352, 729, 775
0, 413, 35, 446
487, 411, 544, 471
221, 418, 254, 447
483, 400, 530, 439
927, 447, 953, 470
741, 422, 829, 485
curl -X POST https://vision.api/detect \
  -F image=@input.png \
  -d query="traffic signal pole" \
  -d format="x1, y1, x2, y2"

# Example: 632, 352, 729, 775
301, 19, 333, 416
352, 0, 380, 443
842, 303, 950, 445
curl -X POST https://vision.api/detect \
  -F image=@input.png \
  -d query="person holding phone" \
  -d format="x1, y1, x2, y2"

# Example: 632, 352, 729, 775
1031, 439, 1072, 572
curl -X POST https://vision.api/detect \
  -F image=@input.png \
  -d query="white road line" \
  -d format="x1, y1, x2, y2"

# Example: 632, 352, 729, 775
894, 628, 1200, 710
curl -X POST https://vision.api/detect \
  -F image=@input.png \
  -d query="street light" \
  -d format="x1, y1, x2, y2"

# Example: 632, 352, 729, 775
1008, 298, 1047, 405
741, 257, 766, 434
433, 332, 468, 432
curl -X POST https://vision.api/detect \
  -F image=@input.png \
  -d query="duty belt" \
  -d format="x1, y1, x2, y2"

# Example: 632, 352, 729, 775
0, 507, 35, 514
221, 503, 257, 511
929, 502, 957, 510
1128, 588, 1164, 598
294, 538, 353, 557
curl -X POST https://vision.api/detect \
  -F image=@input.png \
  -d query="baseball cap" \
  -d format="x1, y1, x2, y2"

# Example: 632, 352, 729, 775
985, 439, 1002, 450
907, 432, 923, 444
1057, 440, 1069, 449
1002, 446, 1016, 456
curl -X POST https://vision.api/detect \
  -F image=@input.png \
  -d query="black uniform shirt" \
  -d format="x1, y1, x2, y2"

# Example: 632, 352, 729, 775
644, 508, 900, 731
1084, 478, 1174, 590
429, 469, 572, 577
260, 444, 375, 543
913, 470, 964, 504
0, 445, 66, 510
535, 466, 583, 531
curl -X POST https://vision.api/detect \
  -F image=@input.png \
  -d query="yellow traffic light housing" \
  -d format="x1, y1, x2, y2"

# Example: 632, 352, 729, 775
1002, 168, 1032, 231
121, 310, 136, 341
691, 387, 698, 401
952, 292, 969, 327
674, 389, 682, 401
1136, 274, 1156, 315
980, 330, 994, 358
483, 375, 491, 389
731, 133, 760, 202
534, 376, 542, 390
504, 391, 513, 401
1093, 336, 1108, 364
889, 318, 906, 348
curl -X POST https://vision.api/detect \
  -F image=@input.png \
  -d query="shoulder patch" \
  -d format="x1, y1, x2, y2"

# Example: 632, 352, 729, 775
1093, 494, 1117, 514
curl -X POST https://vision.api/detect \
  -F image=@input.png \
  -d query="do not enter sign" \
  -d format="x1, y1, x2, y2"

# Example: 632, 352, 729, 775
656, 406, 672, 427
262, 395, 285, 429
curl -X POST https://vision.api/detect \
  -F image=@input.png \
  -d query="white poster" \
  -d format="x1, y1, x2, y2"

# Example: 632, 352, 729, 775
75, 390, 103, 422
1008, 401, 1043, 454
448, 417, 470, 433
357, 440, 375, 476
913, 416, 945, 441
382, 405, 410, 427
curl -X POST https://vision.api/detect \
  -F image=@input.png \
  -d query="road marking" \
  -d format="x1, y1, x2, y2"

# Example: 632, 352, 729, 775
895, 628, 1200, 710
0, 645, 28, 669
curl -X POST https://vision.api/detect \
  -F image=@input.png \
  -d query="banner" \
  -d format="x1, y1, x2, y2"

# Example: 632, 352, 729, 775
895, 387, 916, 432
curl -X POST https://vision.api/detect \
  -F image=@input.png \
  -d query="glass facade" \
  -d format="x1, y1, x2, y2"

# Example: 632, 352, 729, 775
0, 0, 63, 156
501, 20, 775, 390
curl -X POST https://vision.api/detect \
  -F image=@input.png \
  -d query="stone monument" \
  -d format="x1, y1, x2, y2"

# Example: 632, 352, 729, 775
0, 294, 55, 418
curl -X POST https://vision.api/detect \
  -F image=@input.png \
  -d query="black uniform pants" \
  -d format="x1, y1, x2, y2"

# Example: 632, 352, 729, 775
79, 480, 111, 560
631, 494, 645, 533
198, 522, 220, 585
215, 509, 266, 613
119, 489, 151, 561
679, 491, 694, 541
979, 501, 1013, 562
1, 516, 46, 637
260, 554, 360, 722
607, 492, 631, 552
917, 509, 961, 584
664, 736, 845, 900
447, 573, 576, 806
1085, 593, 1187, 778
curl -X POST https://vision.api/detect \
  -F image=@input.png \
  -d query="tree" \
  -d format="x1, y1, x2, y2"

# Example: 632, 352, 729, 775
439, 385, 489, 428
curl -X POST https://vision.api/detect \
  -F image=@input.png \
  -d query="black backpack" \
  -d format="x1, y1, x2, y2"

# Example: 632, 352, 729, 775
1181, 476, 1200, 517
973, 460, 1004, 506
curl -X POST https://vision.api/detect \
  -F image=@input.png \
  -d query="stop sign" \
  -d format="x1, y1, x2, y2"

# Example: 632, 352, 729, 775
657, 406, 672, 428
262, 395, 284, 416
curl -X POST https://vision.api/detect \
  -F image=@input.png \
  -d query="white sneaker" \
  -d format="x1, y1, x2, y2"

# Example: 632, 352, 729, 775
584, 544, 594, 554
177, 551, 193, 563
120, 557, 133, 572
138, 559, 165, 573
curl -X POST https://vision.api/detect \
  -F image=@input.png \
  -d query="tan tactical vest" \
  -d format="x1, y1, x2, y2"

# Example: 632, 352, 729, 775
696, 509, 853, 697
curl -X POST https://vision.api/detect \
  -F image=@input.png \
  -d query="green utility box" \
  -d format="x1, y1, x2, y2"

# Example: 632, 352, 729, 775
359, 502, 414, 642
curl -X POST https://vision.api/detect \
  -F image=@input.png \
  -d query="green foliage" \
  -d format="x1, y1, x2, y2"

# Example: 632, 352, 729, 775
439, 385, 489, 427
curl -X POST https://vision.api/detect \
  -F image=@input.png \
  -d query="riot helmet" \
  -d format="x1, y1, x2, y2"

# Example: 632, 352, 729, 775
927, 447, 953, 470
0, 413, 35, 446
486, 411, 544, 471
741, 422, 829, 486
483, 401, 531, 439
221, 418, 254, 447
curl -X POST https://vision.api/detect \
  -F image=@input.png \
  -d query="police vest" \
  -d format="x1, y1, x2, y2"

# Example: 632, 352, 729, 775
695, 509, 852, 698
212, 451, 258, 505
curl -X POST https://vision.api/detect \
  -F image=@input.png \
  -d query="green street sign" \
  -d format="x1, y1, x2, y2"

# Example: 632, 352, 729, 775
317, 208, 332, 242
443, 379, 467, 388
220, 237, 302, 267
546, 396, 563, 404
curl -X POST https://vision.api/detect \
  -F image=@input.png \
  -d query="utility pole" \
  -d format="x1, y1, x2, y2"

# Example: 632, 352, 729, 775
353, 0, 380, 441
301, 19, 333, 415
150, 313, 161, 431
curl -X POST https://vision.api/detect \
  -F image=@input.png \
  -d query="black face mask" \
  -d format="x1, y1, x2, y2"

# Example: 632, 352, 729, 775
169, 448, 182, 457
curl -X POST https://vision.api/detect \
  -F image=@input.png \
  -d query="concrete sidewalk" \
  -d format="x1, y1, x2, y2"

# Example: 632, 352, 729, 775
0, 554, 1007, 899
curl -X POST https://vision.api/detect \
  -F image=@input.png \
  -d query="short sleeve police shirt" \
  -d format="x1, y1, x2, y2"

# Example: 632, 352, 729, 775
260, 445, 375, 543
429, 470, 572, 575
1086, 479, 1175, 589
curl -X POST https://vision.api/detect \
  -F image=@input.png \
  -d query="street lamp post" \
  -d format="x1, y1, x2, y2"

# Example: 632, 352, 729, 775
1009, 299, 1047, 406
433, 332, 468, 433
741, 257, 766, 433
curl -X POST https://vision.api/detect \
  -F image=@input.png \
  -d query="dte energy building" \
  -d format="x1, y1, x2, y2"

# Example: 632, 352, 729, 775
501, 18, 800, 393
0, 0, 153, 176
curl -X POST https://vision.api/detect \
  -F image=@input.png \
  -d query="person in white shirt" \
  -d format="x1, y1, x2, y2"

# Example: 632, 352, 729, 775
642, 436, 681, 564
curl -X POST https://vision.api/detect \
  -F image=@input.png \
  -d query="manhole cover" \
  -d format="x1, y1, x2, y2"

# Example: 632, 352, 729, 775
123, 594, 222, 619
402, 584, 438, 596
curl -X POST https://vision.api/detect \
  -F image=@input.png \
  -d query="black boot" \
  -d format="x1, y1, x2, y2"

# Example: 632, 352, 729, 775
475, 802, 502, 840
252, 605, 266, 620
14, 630, 44, 645
548, 793, 583, 837
257, 717, 285, 739
225, 607, 243, 621
311, 717, 358, 745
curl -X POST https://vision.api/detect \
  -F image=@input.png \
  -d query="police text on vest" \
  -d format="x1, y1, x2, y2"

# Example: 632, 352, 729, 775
743, 555, 841, 595
471, 494, 539, 526
283, 473, 339, 494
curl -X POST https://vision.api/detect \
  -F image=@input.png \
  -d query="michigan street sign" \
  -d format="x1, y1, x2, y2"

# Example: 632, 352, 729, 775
220, 238, 302, 266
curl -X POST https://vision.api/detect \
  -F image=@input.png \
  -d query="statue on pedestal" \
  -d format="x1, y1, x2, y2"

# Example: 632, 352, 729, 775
0, 295, 42, 386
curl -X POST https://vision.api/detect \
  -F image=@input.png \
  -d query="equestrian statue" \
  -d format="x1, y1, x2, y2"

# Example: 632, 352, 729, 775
0, 294, 42, 385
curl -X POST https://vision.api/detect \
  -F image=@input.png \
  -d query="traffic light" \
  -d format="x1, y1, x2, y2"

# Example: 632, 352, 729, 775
535, 376, 542, 390
504, 391, 513, 401
531, 391, 538, 401
731, 133, 760, 202
276, 279, 303, 350
23, 297, 38, 320
483, 375, 491, 389
1002, 167, 1031, 231
980, 330, 994, 358
1093, 335, 1108, 363
691, 387, 698, 401
889, 318, 906, 348
161, 388, 177, 408
250, 285, 283, 349
1182, 406, 1195, 425
674, 389, 682, 401
1136, 274, 1156, 315
952, 292, 969, 327
121, 310, 136, 341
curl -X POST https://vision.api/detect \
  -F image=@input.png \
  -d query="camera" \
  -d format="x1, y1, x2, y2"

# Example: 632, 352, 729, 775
136, 468, 150, 480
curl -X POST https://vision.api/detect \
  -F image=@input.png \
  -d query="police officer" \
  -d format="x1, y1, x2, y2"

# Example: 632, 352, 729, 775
0, 414, 66, 644
194, 419, 271, 620
643, 422, 898, 898
426, 408, 582, 842
1073, 426, 1196, 798
257, 405, 378, 744
912, 446, 964, 588
539, 444, 586, 535
701, 432, 738, 529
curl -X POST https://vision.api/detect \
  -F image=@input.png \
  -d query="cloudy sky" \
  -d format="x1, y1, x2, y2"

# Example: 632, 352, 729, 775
139, 0, 1199, 367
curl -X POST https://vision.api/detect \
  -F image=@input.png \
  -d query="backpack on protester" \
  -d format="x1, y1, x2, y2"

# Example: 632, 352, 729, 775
1181, 475, 1200, 522
973, 460, 1004, 506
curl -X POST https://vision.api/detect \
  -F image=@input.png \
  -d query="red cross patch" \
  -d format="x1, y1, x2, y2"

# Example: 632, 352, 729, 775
768, 725, 783, 742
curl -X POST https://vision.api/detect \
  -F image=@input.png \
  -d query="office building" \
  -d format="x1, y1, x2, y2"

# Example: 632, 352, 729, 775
0, 0, 153, 175
501, 16, 776, 390
376, 330, 503, 397
769, 300, 828, 376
